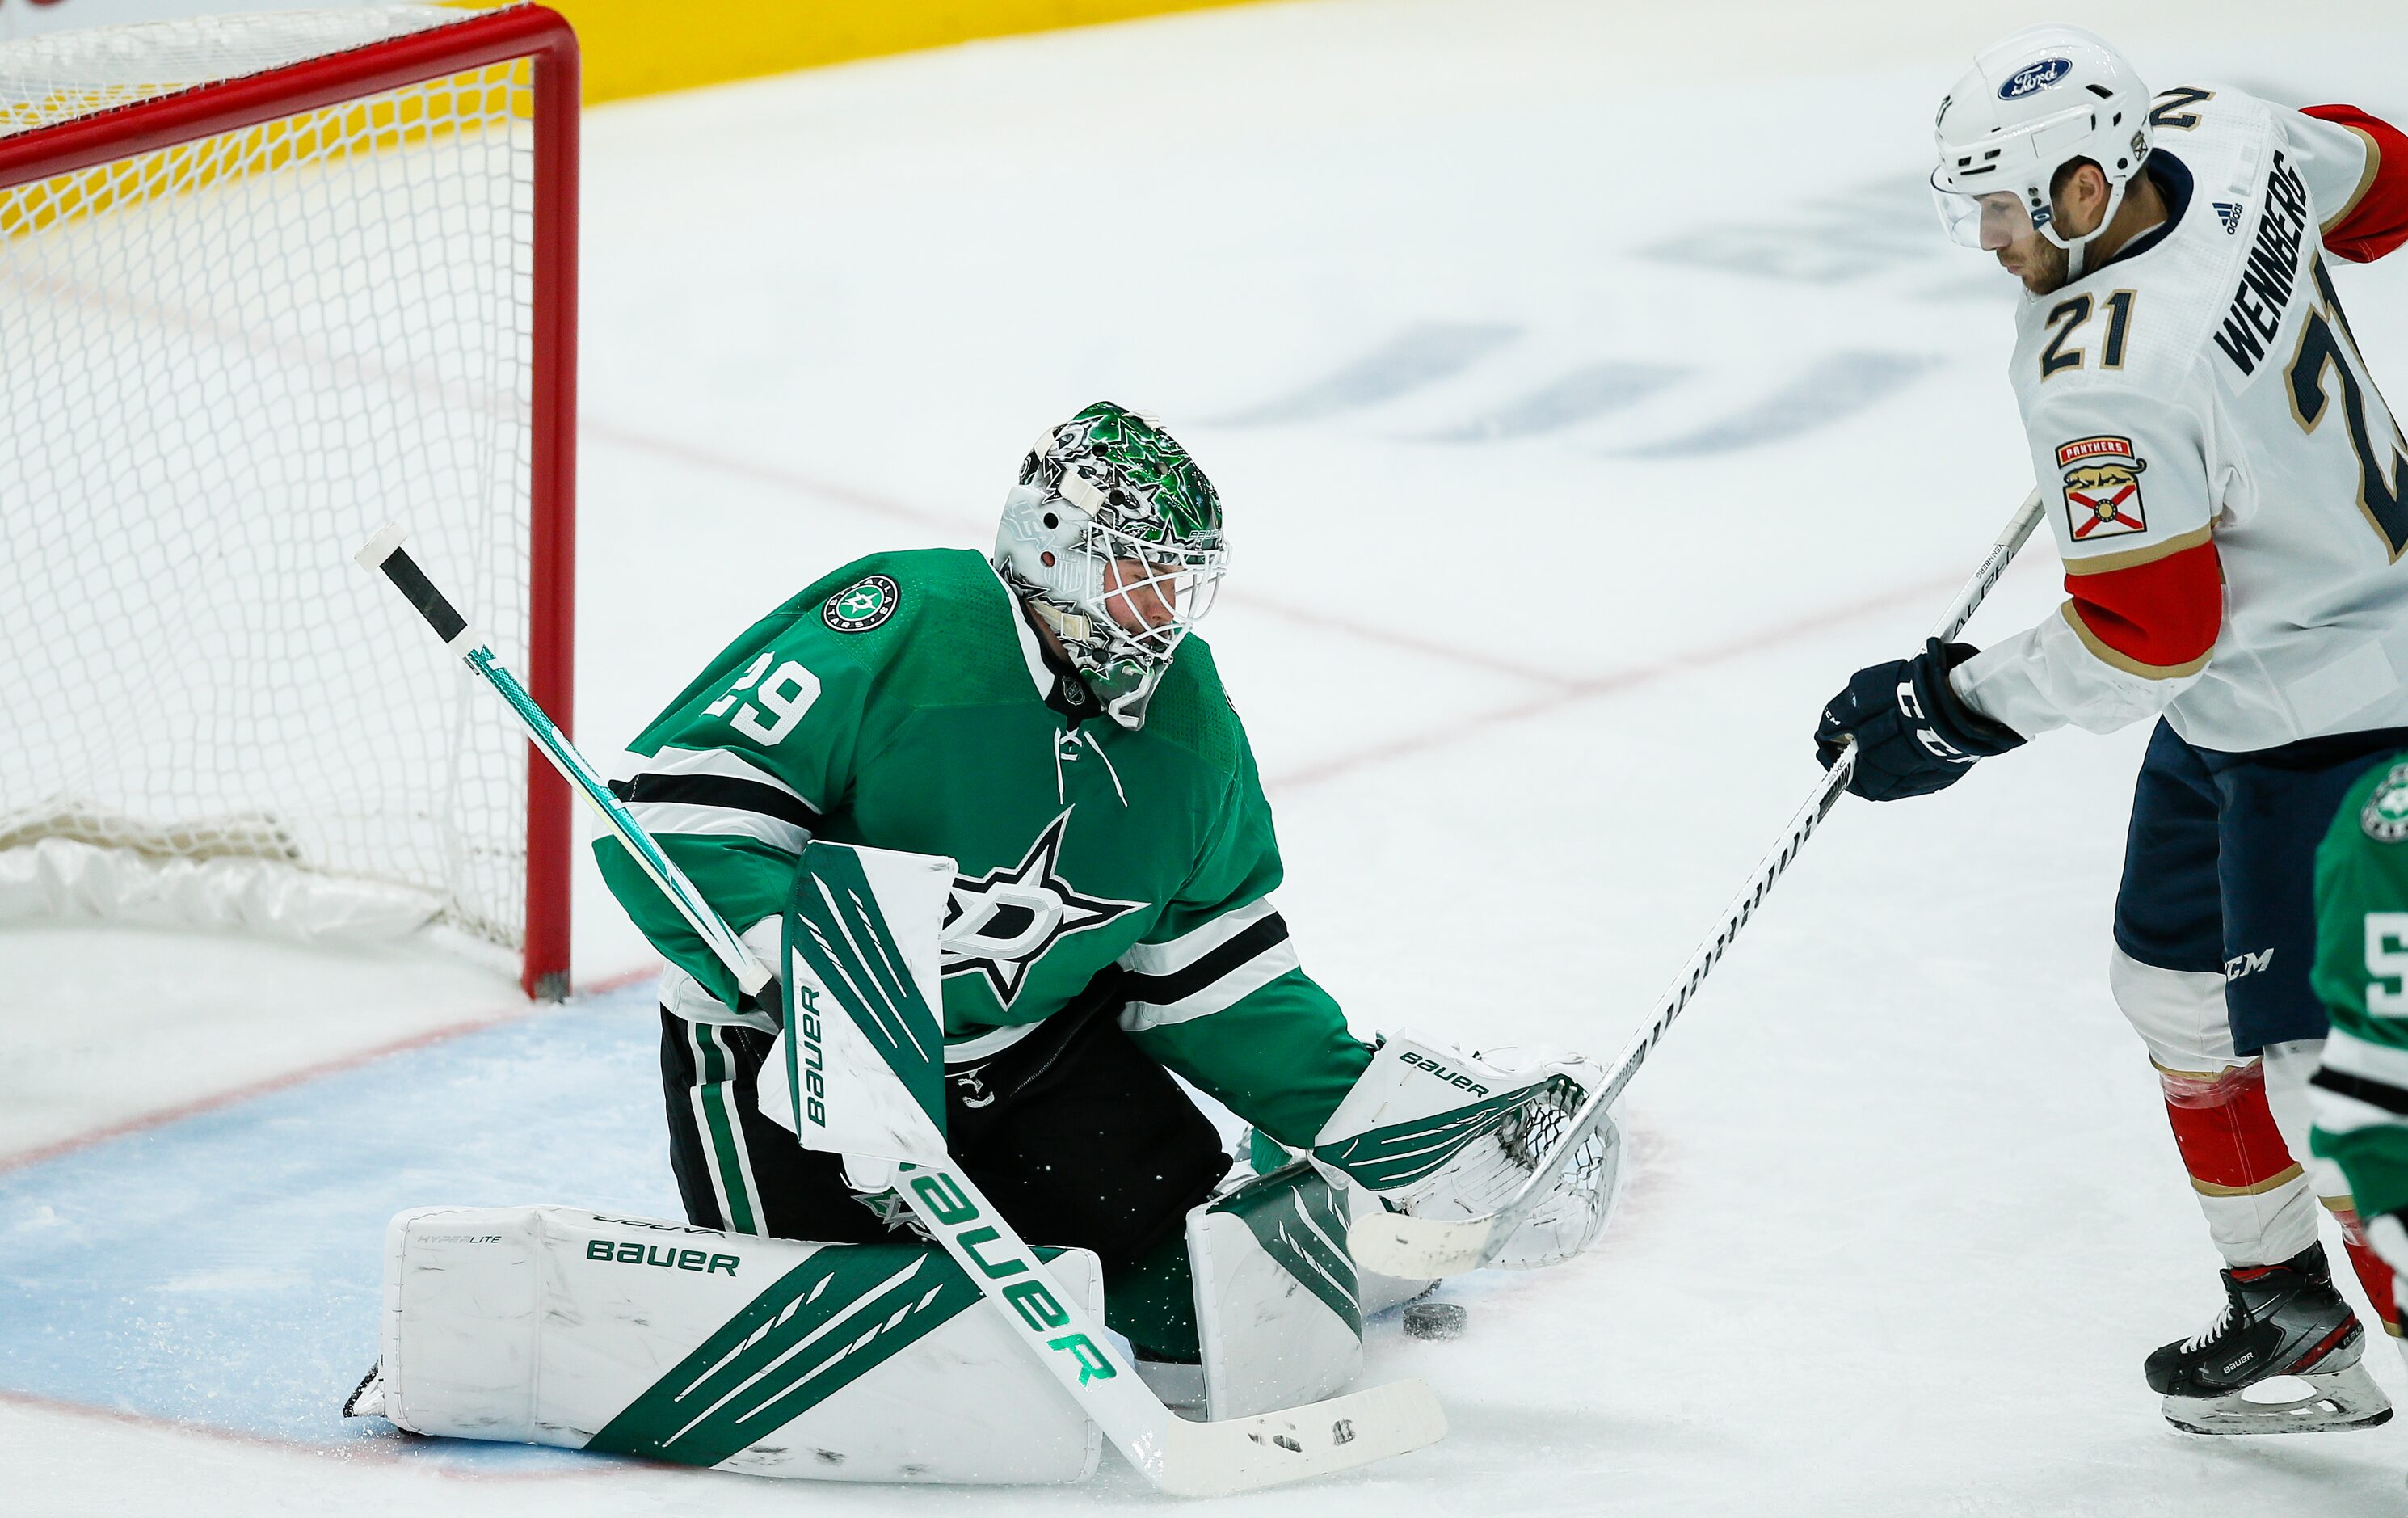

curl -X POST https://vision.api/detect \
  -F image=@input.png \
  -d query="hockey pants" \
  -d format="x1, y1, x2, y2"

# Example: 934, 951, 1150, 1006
659, 980, 1233, 1360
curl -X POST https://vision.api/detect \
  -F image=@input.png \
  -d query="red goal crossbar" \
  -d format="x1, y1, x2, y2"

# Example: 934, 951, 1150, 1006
0, 5, 580, 998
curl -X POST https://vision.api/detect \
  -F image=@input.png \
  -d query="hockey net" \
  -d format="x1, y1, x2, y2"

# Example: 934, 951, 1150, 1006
0, 5, 578, 996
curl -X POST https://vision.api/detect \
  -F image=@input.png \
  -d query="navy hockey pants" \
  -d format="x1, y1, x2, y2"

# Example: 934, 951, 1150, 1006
2114, 719, 2408, 1054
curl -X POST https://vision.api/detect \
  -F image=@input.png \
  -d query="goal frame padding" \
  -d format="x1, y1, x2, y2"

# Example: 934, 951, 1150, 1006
0, 5, 581, 998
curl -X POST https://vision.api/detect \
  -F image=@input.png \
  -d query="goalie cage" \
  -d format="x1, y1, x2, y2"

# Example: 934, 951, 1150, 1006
0, 4, 579, 997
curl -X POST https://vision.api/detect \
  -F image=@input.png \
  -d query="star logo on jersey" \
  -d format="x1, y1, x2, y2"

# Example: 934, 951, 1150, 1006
823, 574, 899, 633
2364, 763, 2408, 844
2057, 435, 2149, 540
939, 809, 1143, 1006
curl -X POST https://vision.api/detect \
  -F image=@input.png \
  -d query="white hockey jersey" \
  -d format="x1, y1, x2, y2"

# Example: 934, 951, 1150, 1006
1953, 86, 2408, 753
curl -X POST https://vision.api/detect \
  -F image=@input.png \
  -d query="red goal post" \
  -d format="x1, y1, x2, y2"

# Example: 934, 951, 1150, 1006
0, 6, 579, 997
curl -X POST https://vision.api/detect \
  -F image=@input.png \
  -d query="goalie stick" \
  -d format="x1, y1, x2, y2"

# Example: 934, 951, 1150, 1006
1349, 489, 2049, 1279
356, 525, 1445, 1496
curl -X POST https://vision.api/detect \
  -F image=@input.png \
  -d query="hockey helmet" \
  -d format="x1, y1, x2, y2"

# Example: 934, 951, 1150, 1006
1930, 24, 2153, 276
993, 402, 1227, 731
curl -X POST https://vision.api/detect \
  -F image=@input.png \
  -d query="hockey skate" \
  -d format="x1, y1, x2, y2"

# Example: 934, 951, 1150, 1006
2145, 1244, 2392, 1436
340, 1363, 386, 1421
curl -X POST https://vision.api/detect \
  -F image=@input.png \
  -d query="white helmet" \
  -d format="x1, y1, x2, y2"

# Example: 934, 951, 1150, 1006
992, 402, 1227, 731
1930, 24, 2153, 278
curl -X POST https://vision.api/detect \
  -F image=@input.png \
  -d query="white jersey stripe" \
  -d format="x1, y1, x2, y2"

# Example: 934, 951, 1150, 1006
1118, 896, 1279, 976
623, 744, 812, 804
624, 799, 807, 853
1121, 939, 1301, 1031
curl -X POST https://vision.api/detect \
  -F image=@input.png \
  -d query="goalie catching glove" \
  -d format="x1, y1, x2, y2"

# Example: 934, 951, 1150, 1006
1309, 1033, 1618, 1270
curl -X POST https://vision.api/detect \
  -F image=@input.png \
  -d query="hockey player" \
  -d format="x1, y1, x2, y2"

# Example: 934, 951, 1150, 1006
2309, 754, 2408, 1322
596, 402, 1606, 1375
1812, 26, 2408, 1435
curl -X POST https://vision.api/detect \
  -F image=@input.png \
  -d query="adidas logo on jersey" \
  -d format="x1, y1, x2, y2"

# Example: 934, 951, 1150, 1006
2215, 200, 2244, 235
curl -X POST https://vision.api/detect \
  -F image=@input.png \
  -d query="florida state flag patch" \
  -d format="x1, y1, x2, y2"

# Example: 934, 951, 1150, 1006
2058, 435, 2149, 540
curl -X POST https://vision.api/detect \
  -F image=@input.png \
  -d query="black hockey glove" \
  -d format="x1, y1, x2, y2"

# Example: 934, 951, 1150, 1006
1814, 638, 2025, 803
738, 976, 785, 1028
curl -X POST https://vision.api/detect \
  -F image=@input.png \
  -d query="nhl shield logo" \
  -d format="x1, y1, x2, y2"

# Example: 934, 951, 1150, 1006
823, 574, 899, 633
2057, 435, 2149, 541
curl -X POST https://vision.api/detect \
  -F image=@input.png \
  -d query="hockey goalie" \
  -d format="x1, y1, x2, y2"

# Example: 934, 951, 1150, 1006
343, 403, 1616, 1483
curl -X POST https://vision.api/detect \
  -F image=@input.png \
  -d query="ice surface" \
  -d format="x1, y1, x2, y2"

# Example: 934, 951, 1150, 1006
9, 0, 2408, 1511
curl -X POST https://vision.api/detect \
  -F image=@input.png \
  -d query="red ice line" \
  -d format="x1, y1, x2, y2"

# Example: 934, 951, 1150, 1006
2, 430, 2006, 1172
0, 431, 2010, 1207
0, 1384, 640, 1485
0, 964, 658, 1179
0, 432, 2005, 1474
584, 420, 1985, 791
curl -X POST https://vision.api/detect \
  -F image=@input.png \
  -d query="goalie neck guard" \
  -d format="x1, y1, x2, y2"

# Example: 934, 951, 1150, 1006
1930, 24, 2153, 280
993, 403, 1227, 731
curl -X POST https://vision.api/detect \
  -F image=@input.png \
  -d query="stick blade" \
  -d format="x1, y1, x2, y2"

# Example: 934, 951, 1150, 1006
1152, 1378, 1446, 1498
1348, 1212, 1498, 1280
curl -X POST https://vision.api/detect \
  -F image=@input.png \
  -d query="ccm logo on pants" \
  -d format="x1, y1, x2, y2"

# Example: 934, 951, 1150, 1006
2225, 948, 2275, 981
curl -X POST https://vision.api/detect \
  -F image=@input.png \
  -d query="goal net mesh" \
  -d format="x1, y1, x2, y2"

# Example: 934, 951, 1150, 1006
0, 6, 541, 954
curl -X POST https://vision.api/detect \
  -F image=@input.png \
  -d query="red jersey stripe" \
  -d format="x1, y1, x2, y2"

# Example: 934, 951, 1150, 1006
2066, 537, 2222, 673
2305, 105, 2408, 263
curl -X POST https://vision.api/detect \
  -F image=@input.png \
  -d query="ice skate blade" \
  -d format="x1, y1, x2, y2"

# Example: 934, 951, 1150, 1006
341, 1364, 386, 1420
2162, 1363, 2393, 1436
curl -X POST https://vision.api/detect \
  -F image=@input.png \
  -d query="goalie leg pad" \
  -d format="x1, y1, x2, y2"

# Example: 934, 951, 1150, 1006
371, 1204, 1101, 1484
1187, 1161, 1363, 1421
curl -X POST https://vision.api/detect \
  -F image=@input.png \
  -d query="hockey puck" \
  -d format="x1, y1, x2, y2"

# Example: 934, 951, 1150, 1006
1403, 1301, 1467, 1340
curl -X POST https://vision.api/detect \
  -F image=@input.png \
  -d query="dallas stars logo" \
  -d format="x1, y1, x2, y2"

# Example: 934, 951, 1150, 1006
823, 574, 899, 633
2364, 763, 2408, 844
941, 809, 1142, 1006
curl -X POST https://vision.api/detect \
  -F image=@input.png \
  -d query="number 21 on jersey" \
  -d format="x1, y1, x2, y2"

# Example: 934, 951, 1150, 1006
2040, 289, 2137, 378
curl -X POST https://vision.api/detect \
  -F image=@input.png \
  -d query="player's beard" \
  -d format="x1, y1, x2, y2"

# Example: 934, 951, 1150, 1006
2016, 237, 2071, 295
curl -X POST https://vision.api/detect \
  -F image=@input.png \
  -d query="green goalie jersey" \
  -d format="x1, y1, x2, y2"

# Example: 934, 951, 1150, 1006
2310, 753, 2408, 1219
596, 546, 1370, 1148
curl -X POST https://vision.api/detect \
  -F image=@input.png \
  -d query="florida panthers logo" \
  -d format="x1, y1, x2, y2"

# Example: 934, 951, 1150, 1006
939, 809, 1142, 1006
2058, 435, 2149, 540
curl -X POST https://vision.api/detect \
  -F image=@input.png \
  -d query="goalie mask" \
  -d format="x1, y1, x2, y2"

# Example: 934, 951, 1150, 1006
993, 403, 1227, 731
1930, 24, 2153, 282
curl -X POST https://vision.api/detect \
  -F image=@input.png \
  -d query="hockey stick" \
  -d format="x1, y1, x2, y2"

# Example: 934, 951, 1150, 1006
1350, 489, 2049, 1279
356, 525, 1446, 1496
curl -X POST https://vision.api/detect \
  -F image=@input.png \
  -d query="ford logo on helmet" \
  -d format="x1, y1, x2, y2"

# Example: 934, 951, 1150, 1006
1998, 57, 2073, 100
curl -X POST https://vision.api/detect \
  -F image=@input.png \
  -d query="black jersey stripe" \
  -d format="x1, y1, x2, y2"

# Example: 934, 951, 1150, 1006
1122, 913, 1292, 1008
2312, 1064, 2408, 1117
608, 772, 821, 827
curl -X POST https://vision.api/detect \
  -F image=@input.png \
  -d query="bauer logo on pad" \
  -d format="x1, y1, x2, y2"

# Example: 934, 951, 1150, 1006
2057, 435, 2149, 540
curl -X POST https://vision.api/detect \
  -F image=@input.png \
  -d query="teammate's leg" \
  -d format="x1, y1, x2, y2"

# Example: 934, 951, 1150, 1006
659, 1007, 887, 1243
2216, 729, 2408, 1343
2267, 1041, 2400, 1339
